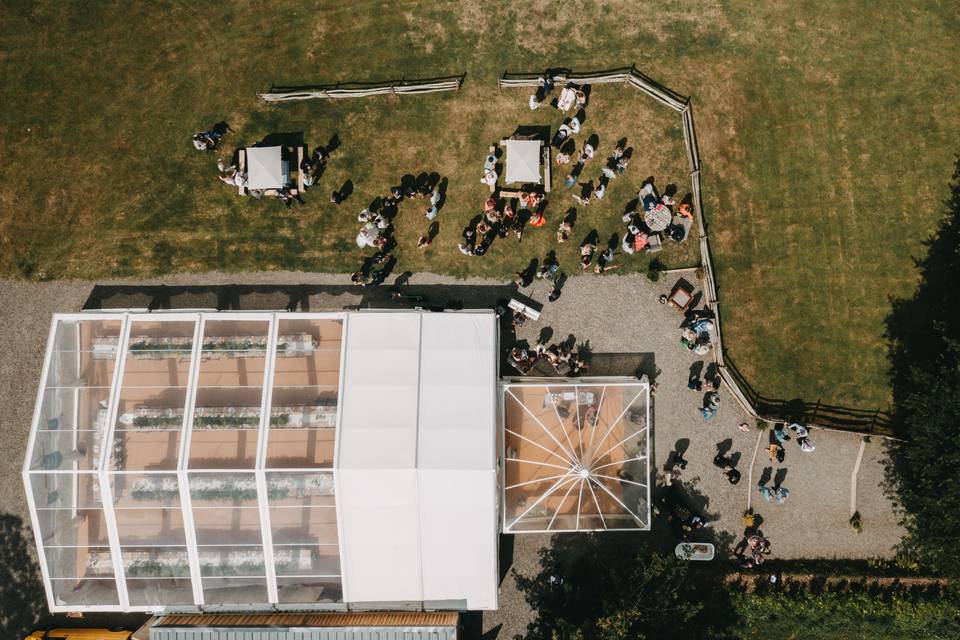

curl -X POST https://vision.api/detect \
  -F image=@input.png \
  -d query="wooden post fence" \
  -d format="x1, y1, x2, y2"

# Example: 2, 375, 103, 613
259, 74, 465, 102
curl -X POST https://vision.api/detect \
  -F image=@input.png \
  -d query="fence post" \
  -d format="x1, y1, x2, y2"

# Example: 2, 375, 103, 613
811, 399, 821, 423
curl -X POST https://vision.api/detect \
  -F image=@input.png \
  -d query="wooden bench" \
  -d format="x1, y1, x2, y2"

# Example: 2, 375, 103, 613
296, 146, 305, 192
508, 298, 541, 321
542, 143, 551, 192
237, 149, 247, 195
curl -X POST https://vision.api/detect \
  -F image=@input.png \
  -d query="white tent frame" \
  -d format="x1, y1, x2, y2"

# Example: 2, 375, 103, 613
499, 379, 651, 534
23, 311, 350, 614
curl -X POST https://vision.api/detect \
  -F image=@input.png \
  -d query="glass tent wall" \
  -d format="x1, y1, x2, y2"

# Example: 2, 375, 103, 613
23, 313, 346, 612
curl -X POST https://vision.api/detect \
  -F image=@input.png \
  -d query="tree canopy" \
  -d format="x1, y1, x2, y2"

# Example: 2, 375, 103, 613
885, 155, 960, 578
514, 530, 737, 640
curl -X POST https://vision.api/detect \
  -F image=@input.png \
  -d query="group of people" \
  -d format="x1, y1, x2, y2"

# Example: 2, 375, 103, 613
508, 340, 588, 376
693, 374, 722, 420
768, 422, 816, 463
681, 312, 715, 357
529, 76, 588, 113
192, 128, 224, 151
459, 190, 545, 257
203, 125, 337, 208
350, 173, 446, 284
355, 173, 444, 250
738, 533, 772, 568
300, 145, 331, 193
569, 137, 632, 206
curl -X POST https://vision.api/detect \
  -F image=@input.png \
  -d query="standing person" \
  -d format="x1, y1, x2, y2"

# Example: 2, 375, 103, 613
564, 160, 585, 188
481, 169, 498, 193
579, 142, 595, 163
789, 423, 816, 451
536, 255, 560, 280
701, 390, 720, 420
773, 423, 791, 445
192, 130, 221, 151
528, 207, 546, 228
767, 443, 782, 462
725, 467, 742, 484
593, 175, 608, 200
557, 219, 572, 243
775, 486, 790, 504
580, 240, 597, 269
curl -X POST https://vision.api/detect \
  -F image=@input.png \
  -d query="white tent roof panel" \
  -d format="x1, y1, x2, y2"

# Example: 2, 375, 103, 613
245, 146, 286, 189
417, 313, 496, 471
418, 469, 498, 609
338, 469, 423, 603
338, 314, 421, 470
504, 139, 542, 184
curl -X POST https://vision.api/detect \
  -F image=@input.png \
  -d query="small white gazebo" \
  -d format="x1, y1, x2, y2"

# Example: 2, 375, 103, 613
245, 146, 289, 190
501, 139, 550, 191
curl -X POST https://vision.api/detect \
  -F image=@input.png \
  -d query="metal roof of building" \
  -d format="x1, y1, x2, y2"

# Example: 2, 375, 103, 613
150, 612, 458, 640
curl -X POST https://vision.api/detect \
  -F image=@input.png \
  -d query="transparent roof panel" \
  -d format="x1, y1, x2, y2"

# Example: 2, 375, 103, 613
266, 318, 343, 470
113, 473, 181, 509
202, 577, 268, 605
277, 576, 342, 604
188, 386, 263, 469
51, 579, 120, 607
198, 546, 266, 577
272, 319, 343, 387
46, 319, 122, 389
29, 317, 122, 470
273, 544, 340, 576
122, 548, 191, 579
114, 508, 187, 547
24, 312, 497, 612
196, 320, 270, 388
192, 506, 262, 546
126, 578, 195, 607
44, 546, 115, 581
188, 472, 259, 508
502, 381, 650, 532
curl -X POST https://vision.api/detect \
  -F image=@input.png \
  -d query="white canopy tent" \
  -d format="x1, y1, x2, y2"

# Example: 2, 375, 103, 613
337, 312, 498, 609
502, 139, 542, 185
245, 146, 288, 189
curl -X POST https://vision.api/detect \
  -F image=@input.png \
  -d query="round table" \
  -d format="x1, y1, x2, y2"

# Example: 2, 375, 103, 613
644, 205, 672, 232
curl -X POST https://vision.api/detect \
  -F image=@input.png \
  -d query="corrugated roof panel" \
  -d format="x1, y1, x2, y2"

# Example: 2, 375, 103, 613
151, 624, 456, 640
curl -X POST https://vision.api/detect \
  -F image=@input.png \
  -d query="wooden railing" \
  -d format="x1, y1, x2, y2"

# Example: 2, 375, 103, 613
260, 73, 465, 102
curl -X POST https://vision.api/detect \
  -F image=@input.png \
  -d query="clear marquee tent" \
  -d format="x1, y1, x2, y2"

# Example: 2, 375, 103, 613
501, 379, 650, 533
23, 310, 499, 613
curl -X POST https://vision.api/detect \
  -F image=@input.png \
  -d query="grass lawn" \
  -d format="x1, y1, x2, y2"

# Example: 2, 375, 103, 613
1, 2, 958, 410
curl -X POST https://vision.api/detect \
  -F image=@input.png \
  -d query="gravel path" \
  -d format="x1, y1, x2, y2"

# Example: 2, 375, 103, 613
0, 271, 903, 635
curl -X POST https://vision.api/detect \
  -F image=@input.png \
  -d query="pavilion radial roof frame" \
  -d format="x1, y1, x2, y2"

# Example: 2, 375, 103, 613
22, 311, 349, 613
500, 378, 651, 533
